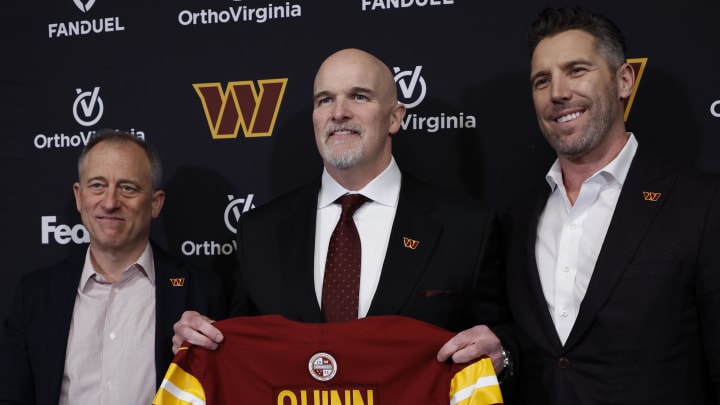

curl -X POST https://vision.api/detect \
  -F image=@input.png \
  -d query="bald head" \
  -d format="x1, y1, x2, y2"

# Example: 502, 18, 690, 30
314, 48, 398, 104
311, 48, 406, 190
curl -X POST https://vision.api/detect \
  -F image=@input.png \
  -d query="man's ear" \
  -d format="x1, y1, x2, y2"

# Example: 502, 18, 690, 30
389, 102, 407, 135
617, 63, 635, 100
151, 190, 166, 218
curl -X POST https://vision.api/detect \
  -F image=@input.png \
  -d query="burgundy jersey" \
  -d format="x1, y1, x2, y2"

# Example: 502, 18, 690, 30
154, 315, 503, 405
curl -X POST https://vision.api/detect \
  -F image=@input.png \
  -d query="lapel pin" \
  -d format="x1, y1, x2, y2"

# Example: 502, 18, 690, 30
403, 237, 420, 250
642, 191, 661, 202
169, 278, 185, 287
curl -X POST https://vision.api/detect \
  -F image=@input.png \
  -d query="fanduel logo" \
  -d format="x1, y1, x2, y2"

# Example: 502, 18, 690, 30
73, 87, 104, 127
361, 0, 454, 11
48, 0, 125, 38
74, 0, 95, 12
194, 79, 287, 139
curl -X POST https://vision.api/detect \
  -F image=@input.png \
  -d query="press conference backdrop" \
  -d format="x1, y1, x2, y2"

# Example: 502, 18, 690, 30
1, 0, 719, 325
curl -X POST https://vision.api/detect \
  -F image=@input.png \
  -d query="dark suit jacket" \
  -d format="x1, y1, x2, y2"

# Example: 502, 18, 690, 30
0, 243, 228, 405
503, 148, 720, 404
231, 173, 513, 338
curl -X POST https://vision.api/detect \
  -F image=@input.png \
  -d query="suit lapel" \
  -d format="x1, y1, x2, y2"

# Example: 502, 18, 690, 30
565, 150, 674, 348
368, 177, 442, 316
43, 253, 85, 404
277, 184, 324, 322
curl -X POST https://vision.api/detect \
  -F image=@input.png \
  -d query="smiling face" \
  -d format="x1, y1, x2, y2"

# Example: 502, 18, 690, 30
530, 29, 632, 161
312, 49, 406, 183
73, 140, 165, 259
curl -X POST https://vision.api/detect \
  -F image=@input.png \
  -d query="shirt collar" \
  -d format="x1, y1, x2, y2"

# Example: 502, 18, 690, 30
80, 242, 156, 289
319, 156, 401, 208
545, 133, 638, 191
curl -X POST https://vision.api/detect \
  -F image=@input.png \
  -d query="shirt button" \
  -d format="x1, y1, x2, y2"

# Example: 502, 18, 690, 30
558, 357, 570, 368
562, 265, 570, 273
109, 331, 116, 340
569, 223, 577, 230
561, 310, 568, 317
106, 380, 113, 390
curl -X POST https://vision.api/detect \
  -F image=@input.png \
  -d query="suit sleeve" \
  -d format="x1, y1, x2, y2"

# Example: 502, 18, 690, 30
0, 276, 38, 405
698, 180, 720, 395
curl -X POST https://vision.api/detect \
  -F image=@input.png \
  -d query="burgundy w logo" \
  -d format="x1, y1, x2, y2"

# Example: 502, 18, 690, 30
642, 191, 661, 202
403, 237, 420, 250
194, 79, 287, 139
169, 278, 185, 287
625, 58, 647, 122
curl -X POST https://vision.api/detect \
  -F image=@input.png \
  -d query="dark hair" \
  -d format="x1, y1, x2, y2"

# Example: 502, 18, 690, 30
528, 7, 627, 69
78, 129, 163, 190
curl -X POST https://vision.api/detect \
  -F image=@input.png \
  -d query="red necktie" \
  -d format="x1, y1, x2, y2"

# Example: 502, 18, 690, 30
321, 193, 370, 322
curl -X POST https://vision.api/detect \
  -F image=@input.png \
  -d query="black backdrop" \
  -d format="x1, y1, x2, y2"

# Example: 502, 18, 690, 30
2, 0, 719, 325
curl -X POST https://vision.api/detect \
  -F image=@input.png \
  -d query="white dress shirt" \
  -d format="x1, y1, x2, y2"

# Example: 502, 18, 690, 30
60, 243, 157, 405
536, 133, 637, 344
314, 157, 401, 318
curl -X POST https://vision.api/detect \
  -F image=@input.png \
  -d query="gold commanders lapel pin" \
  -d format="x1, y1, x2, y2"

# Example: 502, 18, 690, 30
402, 237, 420, 250
642, 191, 662, 202
169, 278, 185, 287
309, 352, 338, 381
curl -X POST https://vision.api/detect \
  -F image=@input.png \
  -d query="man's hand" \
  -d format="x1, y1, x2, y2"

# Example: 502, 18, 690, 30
171, 310, 224, 354
436, 324, 503, 372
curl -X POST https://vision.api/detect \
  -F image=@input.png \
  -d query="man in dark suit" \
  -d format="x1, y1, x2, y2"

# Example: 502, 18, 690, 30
503, 7, 720, 404
0, 130, 227, 405
173, 48, 515, 379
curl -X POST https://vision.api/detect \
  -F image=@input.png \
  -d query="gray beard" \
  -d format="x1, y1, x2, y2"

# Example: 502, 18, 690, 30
322, 142, 363, 169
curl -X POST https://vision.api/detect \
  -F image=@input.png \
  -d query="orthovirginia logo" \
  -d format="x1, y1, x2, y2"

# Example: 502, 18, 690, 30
194, 79, 287, 139
33, 87, 146, 150
393, 65, 476, 133
625, 58, 647, 121
178, 2, 302, 26
73, 87, 104, 127
224, 194, 256, 234
48, 0, 125, 38
394, 66, 426, 109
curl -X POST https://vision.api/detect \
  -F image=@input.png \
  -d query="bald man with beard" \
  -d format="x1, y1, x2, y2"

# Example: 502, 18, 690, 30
172, 48, 515, 385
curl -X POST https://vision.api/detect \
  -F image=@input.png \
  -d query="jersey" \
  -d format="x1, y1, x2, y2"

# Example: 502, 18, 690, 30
153, 315, 503, 405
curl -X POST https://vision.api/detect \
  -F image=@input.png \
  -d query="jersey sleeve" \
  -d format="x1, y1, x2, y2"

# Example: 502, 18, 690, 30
153, 347, 207, 405
449, 357, 503, 405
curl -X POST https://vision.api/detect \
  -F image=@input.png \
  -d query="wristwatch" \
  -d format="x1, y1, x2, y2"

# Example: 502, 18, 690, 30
498, 347, 514, 383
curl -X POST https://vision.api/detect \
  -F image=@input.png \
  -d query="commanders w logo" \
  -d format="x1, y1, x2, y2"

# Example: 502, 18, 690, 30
625, 58, 647, 122
642, 191, 661, 202
403, 237, 420, 250
194, 79, 288, 139
169, 278, 185, 287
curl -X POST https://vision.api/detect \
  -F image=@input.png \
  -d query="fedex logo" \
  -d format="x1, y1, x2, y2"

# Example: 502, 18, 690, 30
41, 216, 89, 245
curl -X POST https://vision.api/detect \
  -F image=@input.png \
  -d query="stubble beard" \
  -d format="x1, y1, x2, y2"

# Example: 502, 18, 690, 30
545, 83, 618, 160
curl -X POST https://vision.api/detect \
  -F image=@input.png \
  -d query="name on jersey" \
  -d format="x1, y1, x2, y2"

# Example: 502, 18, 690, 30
276, 388, 375, 405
